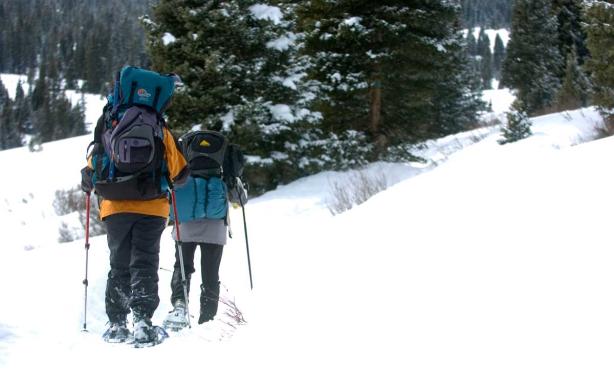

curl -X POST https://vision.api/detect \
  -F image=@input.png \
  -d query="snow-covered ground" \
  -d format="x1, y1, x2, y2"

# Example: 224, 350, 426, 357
1, 72, 613, 369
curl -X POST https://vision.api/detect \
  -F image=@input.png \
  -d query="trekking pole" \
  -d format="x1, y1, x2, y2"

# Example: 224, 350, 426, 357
169, 184, 192, 328
82, 192, 91, 332
236, 180, 253, 290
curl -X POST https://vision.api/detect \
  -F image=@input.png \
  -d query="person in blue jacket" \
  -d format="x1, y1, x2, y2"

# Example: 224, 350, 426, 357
164, 171, 247, 329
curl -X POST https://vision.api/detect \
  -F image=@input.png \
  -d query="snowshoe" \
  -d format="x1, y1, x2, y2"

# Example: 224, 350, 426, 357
102, 321, 131, 343
133, 316, 168, 348
163, 300, 190, 331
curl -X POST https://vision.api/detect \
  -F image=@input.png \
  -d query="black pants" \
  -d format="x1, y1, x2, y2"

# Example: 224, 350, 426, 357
170, 242, 223, 305
104, 213, 166, 323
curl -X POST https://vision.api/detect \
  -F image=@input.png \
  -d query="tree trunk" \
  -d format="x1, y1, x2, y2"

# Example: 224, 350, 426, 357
369, 30, 387, 157
369, 76, 387, 157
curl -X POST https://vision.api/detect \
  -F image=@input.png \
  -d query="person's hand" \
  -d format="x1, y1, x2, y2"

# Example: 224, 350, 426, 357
80, 167, 93, 193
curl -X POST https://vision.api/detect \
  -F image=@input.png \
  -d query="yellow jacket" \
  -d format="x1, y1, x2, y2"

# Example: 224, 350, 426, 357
89, 128, 188, 219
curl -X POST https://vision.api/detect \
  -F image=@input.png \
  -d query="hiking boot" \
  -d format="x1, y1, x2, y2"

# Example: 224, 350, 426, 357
198, 283, 219, 324
102, 320, 131, 343
133, 315, 159, 346
163, 300, 189, 331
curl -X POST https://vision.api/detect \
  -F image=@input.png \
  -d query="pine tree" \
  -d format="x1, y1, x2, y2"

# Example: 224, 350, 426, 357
585, 1, 614, 125
499, 100, 532, 145
492, 33, 505, 82
476, 28, 493, 89
501, 0, 563, 115
1, 0, 153, 93
554, 47, 591, 111
145, 0, 303, 193
297, 0, 483, 159
31, 63, 48, 112
0, 79, 17, 150
12, 81, 31, 138
553, 0, 589, 67
83, 23, 111, 94
476, 28, 490, 57
28, 63, 86, 145
480, 50, 493, 90
30, 63, 57, 144
466, 30, 478, 56
461, 0, 513, 29
432, 29, 486, 137
50, 94, 86, 139
0, 4, 6, 72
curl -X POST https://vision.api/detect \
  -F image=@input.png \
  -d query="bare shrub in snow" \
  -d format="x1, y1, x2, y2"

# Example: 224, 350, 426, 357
327, 170, 389, 215
53, 188, 83, 215
58, 222, 76, 243
54, 186, 105, 242
594, 117, 614, 139
478, 115, 503, 128
220, 296, 246, 328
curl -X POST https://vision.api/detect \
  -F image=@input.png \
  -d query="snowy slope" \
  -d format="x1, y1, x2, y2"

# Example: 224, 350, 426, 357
1, 74, 612, 368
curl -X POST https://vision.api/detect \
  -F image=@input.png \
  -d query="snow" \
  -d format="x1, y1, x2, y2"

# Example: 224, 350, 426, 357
343, 16, 363, 27
268, 103, 295, 123
162, 32, 177, 46
266, 33, 296, 51
0, 74, 28, 99
221, 110, 235, 131
249, 4, 283, 24
2, 72, 614, 369
482, 87, 516, 114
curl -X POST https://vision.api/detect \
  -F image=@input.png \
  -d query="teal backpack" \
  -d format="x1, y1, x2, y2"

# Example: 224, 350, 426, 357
170, 130, 246, 222
87, 66, 181, 201
113, 66, 177, 114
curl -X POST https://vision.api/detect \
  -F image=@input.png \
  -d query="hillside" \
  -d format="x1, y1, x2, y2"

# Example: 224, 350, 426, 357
1, 101, 612, 368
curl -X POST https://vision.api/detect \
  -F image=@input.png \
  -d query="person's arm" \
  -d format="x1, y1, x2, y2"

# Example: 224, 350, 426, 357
163, 128, 189, 185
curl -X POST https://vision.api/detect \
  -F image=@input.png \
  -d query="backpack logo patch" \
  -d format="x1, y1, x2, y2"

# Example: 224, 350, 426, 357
137, 88, 152, 100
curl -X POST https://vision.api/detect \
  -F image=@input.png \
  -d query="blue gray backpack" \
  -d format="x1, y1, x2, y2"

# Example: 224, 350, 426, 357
85, 66, 181, 200
171, 130, 246, 222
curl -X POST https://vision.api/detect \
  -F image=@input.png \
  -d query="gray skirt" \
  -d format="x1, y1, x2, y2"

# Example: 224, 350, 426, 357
172, 218, 227, 245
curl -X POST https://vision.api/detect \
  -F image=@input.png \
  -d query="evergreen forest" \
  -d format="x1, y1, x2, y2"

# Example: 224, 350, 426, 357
0, 0, 612, 194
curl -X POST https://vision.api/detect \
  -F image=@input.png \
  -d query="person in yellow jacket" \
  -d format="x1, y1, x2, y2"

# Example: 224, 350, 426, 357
84, 125, 188, 345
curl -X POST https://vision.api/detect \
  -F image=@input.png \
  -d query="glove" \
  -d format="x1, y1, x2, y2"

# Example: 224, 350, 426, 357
228, 177, 248, 206
80, 166, 94, 193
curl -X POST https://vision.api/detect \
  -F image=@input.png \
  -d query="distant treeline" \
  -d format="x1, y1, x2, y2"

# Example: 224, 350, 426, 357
461, 0, 513, 28
0, 0, 154, 94
0, 0, 508, 95
2, 0, 611, 199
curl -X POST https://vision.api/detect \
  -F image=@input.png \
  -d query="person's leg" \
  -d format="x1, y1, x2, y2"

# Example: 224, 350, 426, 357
103, 214, 134, 324
199, 243, 224, 323
128, 215, 167, 320
102, 214, 136, 342
163, 242, 196, 330
170, 242, 197, 305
